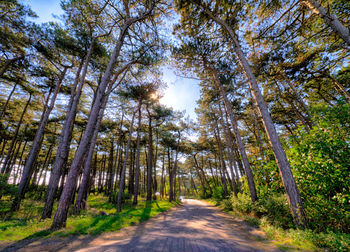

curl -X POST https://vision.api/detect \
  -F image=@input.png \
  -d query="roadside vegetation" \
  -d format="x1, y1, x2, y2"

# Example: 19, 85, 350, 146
0, 194, 177, 243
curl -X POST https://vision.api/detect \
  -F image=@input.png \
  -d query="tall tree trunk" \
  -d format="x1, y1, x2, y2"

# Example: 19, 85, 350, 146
42, 54, 88, 219
218, 102, 237, 196
146, 106, 153, 201
304, 0, 350, 46
8, 135, 24, 180
0, 82, 18, 120
74, 93, 108, 213
11, 66, 68, 212
201, 6, 306, 225
133, 100, 142, 205
1, 94, 31, 175
193, 154, 213, 196
160, 154, 165, 198
117, 110, 136, 212
51, 22, 134, 228
211, 69, 257, 201
213, 127, 228, 196
13, 140, 27, 185
109, 113, 124, 202
167, 148, 173, 201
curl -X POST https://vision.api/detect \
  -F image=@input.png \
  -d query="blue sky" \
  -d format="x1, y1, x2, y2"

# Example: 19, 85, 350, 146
28, 0, 201, 121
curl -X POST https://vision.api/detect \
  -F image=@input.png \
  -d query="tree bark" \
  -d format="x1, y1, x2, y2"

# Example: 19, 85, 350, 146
0, 82, 18, 120
201, 6, 306, 225
51, 21, 134, 228
11, 66, 67, 212
304, 0, 350, 46
146, 106, 153, 201
1, 94, 31, 175
42, 53, 88, 219
117, 110, 136, 212
133, 100, 142, 205
211, 69, 257, 201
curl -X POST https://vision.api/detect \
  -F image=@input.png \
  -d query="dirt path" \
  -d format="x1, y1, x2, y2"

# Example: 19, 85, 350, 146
2, 199, 280, 252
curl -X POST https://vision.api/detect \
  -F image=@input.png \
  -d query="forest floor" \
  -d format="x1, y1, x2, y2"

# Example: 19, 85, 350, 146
1, 199, 285, 251
0, 196, 177, 251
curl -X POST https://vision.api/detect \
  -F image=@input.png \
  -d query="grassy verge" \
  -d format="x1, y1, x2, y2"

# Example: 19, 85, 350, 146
0, 195, 178, 243
207, 198, 350, 251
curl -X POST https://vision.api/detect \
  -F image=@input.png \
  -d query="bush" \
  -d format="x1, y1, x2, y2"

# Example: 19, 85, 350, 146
228, 193, 294, 229
230, 193, 254, 214
212, 186, 225, 201
287, 102, 350, 232
221, 199, 232, 211
255, 194, 294, 229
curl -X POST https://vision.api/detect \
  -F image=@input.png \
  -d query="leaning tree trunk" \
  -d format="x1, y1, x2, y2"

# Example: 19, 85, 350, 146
202, 7, 306, 226
117, 110, 136, 212
304, 0, 350, 46
1, 94, 31, 175
212, 69, 257, 202
42, 51, 89, 219
0, 82, 18, 120
74, 95, 107, 213
11, 67, 67, 212
213, 127, 229, 196
51, 22, 132, 229
218, 102, 238, 196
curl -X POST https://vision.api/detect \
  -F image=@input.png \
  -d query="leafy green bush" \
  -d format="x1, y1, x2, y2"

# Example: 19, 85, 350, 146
220, 198, 232, 211
212, 186, 225, 201
230, 193, 254, 214
255, 194, 294, 229
228, 192, 293, 229
287, 102, 350, 232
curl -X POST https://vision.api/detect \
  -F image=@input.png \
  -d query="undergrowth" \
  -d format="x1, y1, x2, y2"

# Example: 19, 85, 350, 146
0, 195, 177, 243
211, 193, 350, 251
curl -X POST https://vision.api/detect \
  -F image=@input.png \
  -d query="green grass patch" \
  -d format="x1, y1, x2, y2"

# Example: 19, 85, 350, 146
0, 195, 177, 243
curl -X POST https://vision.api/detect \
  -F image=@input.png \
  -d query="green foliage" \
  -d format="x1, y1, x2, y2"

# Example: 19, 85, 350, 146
197, 185, 212, 199
227, 193, 294, 229
212, 185, 225, 201
0, 174, 17, 197
287, 102, 350, 232
214, 192, 350, 251
230, 193, 254, 214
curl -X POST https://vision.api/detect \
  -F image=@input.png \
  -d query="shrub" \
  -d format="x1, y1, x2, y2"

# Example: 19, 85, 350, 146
212, 186, 225, 201
287, 102, 350, 232
221, 199, 232, 211
230, 193, 254, 214
256, 194, 294, 229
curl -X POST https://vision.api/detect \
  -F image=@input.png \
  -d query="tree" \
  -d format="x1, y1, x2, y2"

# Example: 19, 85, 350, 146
176, 0, 306, 226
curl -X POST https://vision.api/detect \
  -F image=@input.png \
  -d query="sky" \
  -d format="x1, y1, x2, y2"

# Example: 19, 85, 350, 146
28, 0, 201, 121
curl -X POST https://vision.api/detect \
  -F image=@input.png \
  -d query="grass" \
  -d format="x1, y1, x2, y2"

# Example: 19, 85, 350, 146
207, 198, 350, 251
0, 195, 178, 243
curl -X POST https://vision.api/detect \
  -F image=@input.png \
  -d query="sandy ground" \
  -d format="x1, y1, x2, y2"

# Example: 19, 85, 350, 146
1, 199, 281, 252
